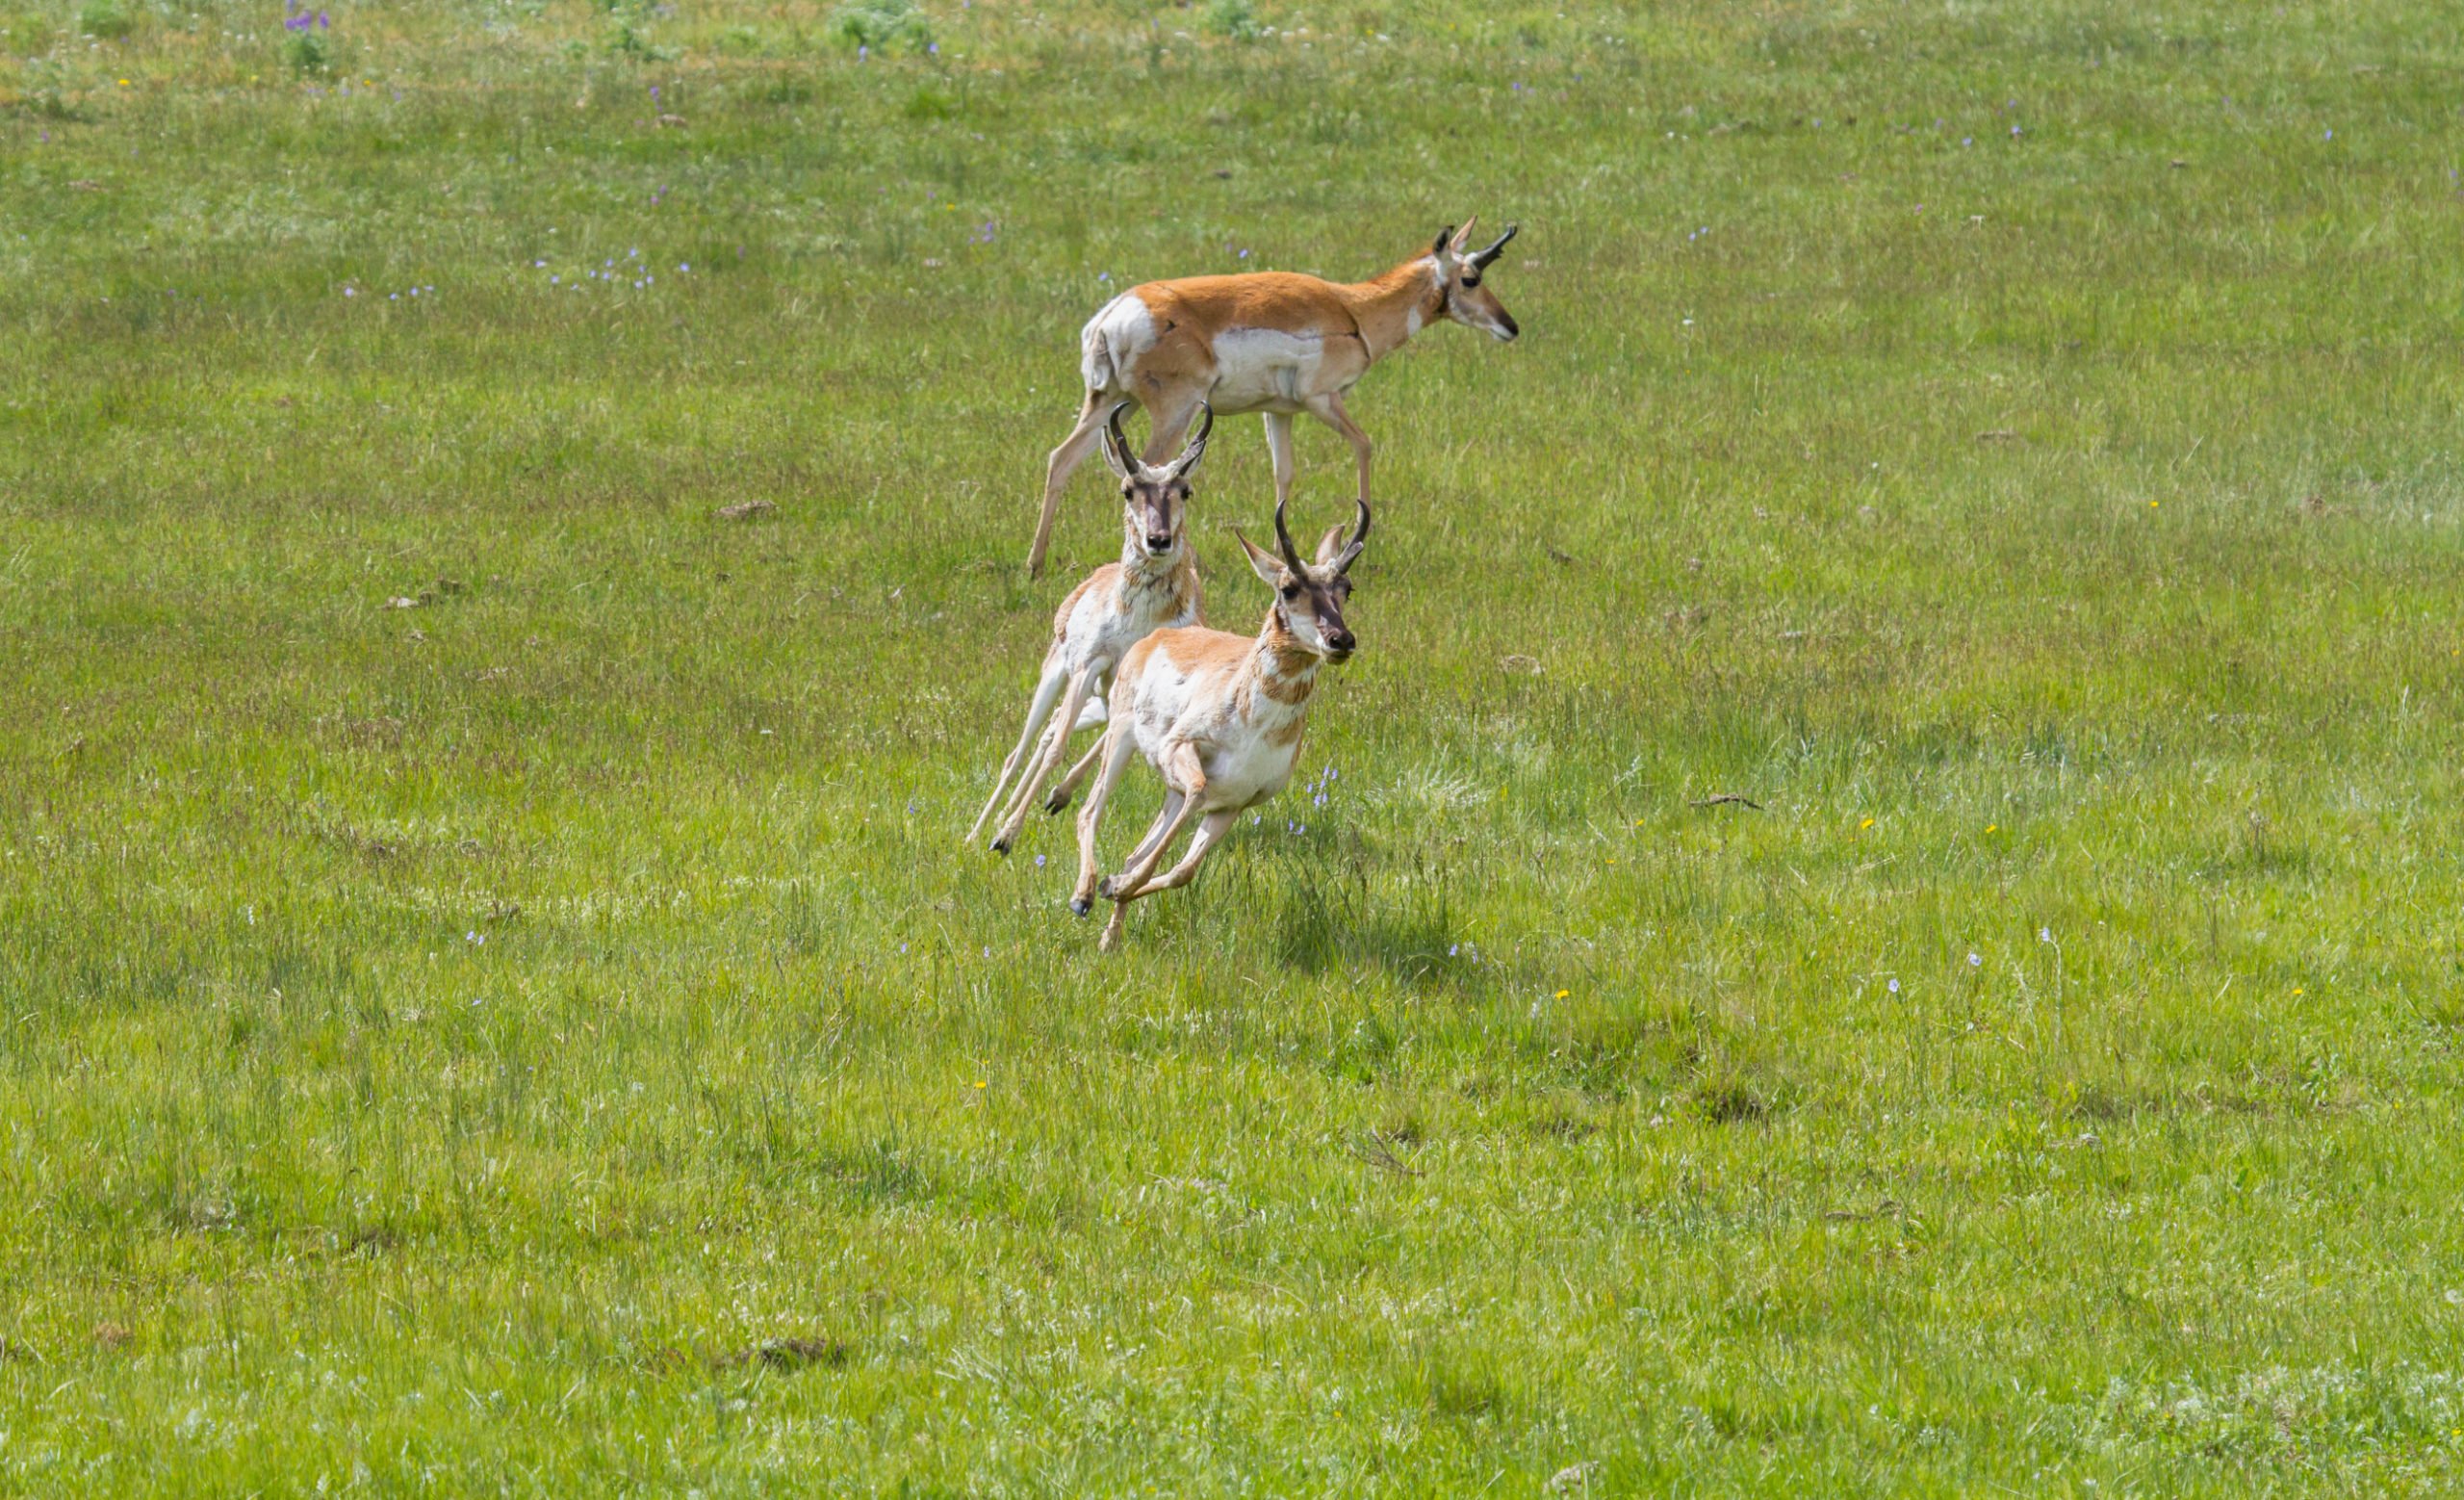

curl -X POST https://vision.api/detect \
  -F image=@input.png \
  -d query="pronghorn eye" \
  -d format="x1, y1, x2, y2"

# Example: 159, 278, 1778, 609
1280, 584, 1299, 601
1462, 273, 1481, 288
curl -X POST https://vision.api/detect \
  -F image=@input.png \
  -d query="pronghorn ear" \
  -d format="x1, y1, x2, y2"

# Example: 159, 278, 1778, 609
1449, 217, 1478, 255
1099, 402, 1138, 479
1314, 522, 1348, 566
1234, 530, 1285, 587
1431, 224, 1455, 260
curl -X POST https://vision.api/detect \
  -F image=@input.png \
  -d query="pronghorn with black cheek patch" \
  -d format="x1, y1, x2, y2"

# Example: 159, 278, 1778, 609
1026, 219, 1520, 575
968, 403, 1212, 854
1069, 496, 1371, 951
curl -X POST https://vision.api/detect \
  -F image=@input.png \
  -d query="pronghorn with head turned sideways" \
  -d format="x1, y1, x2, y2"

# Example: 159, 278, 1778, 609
968, 402, 1214, 854
1069, 494, 1371, 951
1025, 219, 1520, 576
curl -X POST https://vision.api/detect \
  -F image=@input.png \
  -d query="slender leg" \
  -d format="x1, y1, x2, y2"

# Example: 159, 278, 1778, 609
1031, 390, 1111, 578
1116, 808, 1237, 903
1100, 807, 1235, 952
993, 666, 1096, 851
1044, 733, 1109, 815
1098, 742, 1206, 902
1071, 718, 1142, 915
1141, 391, 1205, 465
968, 661, 1067, 845
1263, 411, 1296, 511
1305, 392, 1373, 504
1119, 789, 1186, 869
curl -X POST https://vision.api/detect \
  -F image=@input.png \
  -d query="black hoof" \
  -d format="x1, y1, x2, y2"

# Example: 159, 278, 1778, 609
1096, 876, 1120, 900
1069, 896, 1091, 918
1043, 793, 1070, 815
989, 836, 1011, 856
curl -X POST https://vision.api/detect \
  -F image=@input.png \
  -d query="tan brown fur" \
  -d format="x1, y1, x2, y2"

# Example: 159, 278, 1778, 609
1124, 262, 1440, 367
1027, 220, 1520, 576
1067, 499, 1371, 949
972, 406, 1213, 851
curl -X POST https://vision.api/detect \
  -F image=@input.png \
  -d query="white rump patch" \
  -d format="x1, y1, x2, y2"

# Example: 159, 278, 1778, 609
1081, 296, 1159, 392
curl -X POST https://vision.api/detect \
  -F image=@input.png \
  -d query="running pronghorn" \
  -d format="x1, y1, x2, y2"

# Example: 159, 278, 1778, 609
968, 402, 1212, 854
1025, 219, 1519, 575
1069, 495, 1371, 951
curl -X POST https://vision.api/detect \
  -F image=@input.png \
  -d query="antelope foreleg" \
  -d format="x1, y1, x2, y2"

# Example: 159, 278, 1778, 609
1071, 719, 1142, 916
992, 666, 1095, 852
970, 663, 1068, 847
1043, 733, 1110, 815
1263, 411, 1296, 511
1097, 742, 1205, 904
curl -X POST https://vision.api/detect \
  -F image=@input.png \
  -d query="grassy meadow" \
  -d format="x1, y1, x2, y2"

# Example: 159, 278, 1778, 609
6, 0, 2464, 1490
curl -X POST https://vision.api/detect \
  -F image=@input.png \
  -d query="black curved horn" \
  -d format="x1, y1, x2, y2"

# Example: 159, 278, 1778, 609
1272, 494, 1304, 573
1168, 401, 1215, 478
1105, 401, 1139, 471
1471, 222, 1521, 269
1335, 497, 1372, 573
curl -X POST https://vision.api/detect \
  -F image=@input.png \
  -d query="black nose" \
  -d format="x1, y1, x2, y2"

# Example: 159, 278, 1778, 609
1146, 534, 1173, 553
1328, 632, 1357, 654
1499, 314, 1521, 339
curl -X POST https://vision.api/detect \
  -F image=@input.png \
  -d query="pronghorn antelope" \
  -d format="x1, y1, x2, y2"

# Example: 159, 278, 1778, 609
967, 402, 1213, 854
1026, 219, 1520, 576
1069, 495, 1371, 951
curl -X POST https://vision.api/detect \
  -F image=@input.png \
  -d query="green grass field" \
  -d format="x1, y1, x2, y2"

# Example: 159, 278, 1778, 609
6, 0, 2464, 1491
